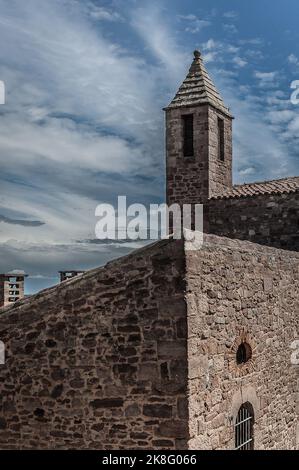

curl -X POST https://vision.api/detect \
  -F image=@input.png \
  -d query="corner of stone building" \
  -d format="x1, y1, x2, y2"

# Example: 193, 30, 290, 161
182, 232, 299, 450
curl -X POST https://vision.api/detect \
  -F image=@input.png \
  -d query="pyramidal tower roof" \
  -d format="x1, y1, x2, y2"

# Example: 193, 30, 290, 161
165, 50, 232, 117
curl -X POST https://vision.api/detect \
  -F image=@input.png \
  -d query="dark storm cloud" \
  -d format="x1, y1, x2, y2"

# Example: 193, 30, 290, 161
0, 214, 45, 227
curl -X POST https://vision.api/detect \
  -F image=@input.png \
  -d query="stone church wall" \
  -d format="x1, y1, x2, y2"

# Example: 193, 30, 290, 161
0, 239, 188, 450
186, 234, 299, 449
208, 191, 299, 251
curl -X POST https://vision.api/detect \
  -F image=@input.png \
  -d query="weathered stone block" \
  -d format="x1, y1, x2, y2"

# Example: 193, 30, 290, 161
157, 420, 188, 438
143, 404, 172, 418
157, 341, 186, 359
90, 398, 124, 409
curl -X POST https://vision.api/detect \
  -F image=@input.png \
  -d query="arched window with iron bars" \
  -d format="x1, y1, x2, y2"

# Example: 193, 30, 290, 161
235, 402, 254, 450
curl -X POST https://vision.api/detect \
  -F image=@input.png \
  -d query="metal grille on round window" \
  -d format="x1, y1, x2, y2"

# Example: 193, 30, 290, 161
235, 402, 254, 450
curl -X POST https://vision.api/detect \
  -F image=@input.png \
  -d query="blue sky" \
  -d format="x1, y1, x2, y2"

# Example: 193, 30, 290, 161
0, 0, 299, 293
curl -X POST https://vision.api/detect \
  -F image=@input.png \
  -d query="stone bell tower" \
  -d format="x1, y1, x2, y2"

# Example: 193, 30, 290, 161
164, 50, 233, 207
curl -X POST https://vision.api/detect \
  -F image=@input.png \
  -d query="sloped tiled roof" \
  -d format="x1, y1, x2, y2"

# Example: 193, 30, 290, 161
210, 176, 299, 200
165, 50, 232, 117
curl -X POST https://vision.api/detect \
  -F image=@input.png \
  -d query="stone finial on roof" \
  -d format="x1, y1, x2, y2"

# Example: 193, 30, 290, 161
165, 50, 232, 117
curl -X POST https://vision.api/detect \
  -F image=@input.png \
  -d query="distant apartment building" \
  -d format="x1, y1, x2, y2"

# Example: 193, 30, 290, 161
0, 270, 28, 308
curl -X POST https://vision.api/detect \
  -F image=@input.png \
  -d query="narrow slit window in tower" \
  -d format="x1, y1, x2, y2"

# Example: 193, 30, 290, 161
183, 114, 194, 157
218, 117, 225, 161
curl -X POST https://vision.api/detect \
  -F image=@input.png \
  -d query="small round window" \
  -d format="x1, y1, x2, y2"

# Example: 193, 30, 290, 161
236, 342, 252, 365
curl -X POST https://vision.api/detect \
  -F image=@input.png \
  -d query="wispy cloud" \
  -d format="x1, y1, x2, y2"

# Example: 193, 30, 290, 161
132, 6, 187, 81
254, 71, 279, 87
223, 23, 238, 34
223, 11, 238, 19
87, 4, 123, 22
177, 14, 211, 34
203, 38, 218, 50
232, 56, 247, 68
239, 38, 263, 46
288, 53, 299, 66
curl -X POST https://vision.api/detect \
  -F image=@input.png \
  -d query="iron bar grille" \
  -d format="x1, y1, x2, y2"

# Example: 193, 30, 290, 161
235, 404, 254, 450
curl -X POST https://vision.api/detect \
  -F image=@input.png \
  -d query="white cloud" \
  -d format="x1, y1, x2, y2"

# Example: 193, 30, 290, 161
203, 38, 217, 50
132, 7, 187, 82
212, 68, 297, 183
203, 51, 218, 63
201, 39, 220, 63
178, 14, 196, 21
88, 6, 122, 22
223, 24, 238, 34
245, 49, 264, 60
254, 71, 279, 88
201, 39, 243, 65
177, 14, 210, 34
0, 116, 143, 174
254, 71, 277, 80
232, 56, 247, 68
238, 167, 256, 177
287, 116, 299, 133
266, 109, 295, 125
227, 45, 240, 54
288, 53, 299, 66
239, 38, 263, 46
223, 11, 238, 19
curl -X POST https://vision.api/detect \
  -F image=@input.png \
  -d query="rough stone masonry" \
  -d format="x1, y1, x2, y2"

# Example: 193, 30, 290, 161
0, 234, 298, 449
0, 239, 188, 450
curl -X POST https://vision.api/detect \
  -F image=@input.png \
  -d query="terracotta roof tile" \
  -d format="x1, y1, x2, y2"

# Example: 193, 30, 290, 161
210, 176, 299, 200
